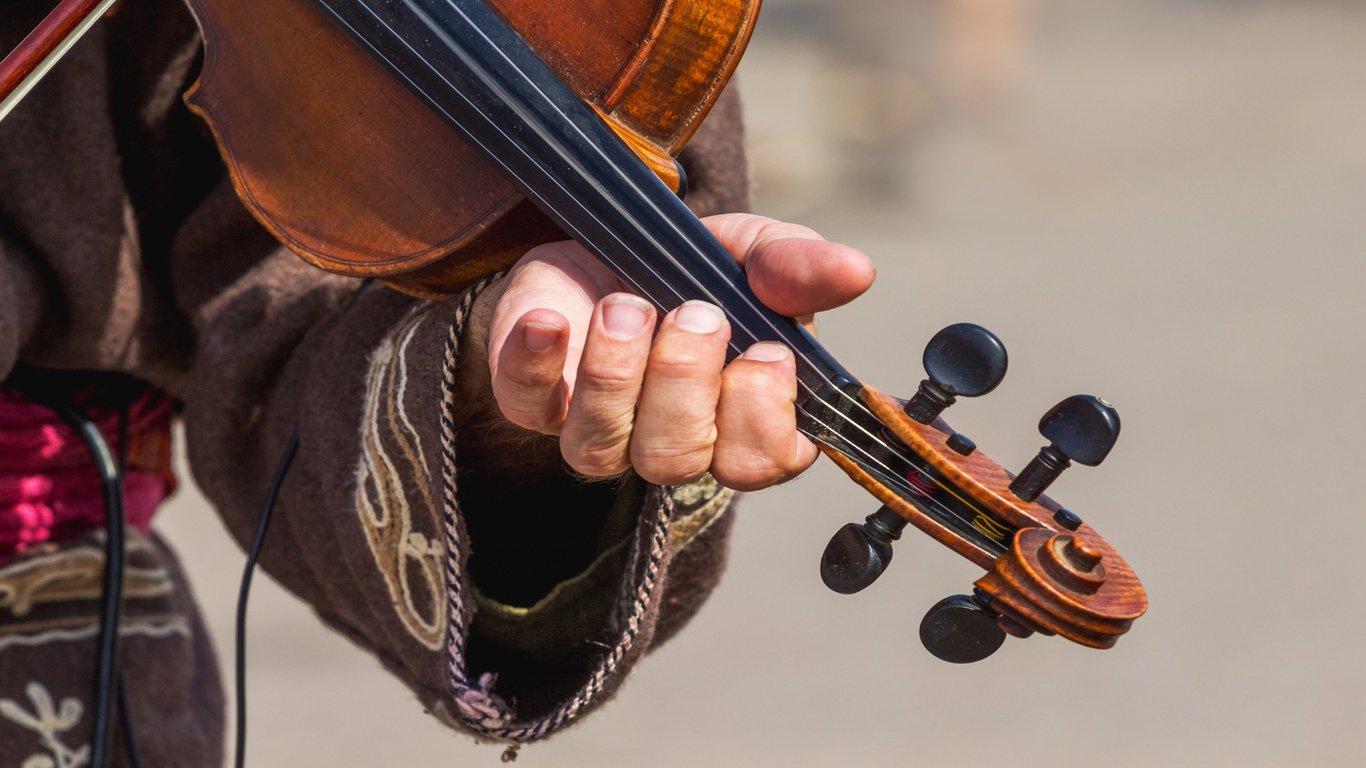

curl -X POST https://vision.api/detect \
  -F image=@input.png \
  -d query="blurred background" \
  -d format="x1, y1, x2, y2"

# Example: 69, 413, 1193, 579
159, 0, 1366, 765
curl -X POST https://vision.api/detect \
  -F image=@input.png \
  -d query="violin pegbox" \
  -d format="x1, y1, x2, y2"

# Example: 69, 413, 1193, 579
820, 323, 1006, 594
819, 324, 1147, 663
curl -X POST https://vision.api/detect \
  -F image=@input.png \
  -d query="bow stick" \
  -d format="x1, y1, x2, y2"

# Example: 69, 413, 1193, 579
0, 0, 118, 123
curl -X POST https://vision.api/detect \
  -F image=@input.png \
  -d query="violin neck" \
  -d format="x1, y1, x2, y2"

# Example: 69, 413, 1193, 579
316, 0, 889, 439
268, 4, 1147, 661
317, 0, 844, 374
310, 0, 1012, 551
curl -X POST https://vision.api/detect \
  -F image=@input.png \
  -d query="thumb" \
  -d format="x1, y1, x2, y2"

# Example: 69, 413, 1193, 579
486, 240, 619, 411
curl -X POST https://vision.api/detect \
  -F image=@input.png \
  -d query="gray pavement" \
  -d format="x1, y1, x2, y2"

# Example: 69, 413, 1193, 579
158, 0, 1366, 764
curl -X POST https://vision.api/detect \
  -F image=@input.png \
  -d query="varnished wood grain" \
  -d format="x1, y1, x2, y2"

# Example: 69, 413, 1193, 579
977, 528, 1146, 648
866, 389, 1062, 530
819, 386, 1148, 649
0, 0, 108, 100
184, 0, 759, 296
819, 445, 1002, 570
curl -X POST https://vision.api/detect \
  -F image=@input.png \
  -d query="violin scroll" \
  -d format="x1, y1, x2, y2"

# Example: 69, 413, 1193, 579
820, 324, 1147, 663
974, 526, 1145, 651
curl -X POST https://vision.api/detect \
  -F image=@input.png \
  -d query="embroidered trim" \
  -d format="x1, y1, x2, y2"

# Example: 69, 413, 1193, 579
436, 274, 677, 743
0, 682, 89, 768
667, 475, 734, 556
0, 615, 191, 653
0, 534, 172, 618
354, 309, 448, 650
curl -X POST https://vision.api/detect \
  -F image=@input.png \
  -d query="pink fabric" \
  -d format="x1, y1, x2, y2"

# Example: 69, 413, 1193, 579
0, 387, 175, 564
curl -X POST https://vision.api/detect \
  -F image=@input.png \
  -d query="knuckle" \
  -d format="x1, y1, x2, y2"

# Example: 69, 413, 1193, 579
561, 424, 633, 478
491, 367, 566, 425
503, 363, 561, 391
495, 401, 555, 433
710, 464, 783, 493
564, 451, 630, 479
577, 359, 644, 394
649, 336, 727, 378
723, 363, 794, 401
647, 351, 714, 380
565, 450, 628, 475
776, 446, 814, 477
492, 383, 566, 434
632, 436, 715, 486
709, 430, 812, 491
709, 445, 786, 492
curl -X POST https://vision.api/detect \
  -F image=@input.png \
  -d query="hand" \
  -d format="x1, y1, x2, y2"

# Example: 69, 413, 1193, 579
465, 214, 875, 491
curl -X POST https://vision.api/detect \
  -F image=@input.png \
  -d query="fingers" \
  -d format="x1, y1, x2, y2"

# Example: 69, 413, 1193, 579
552, 297, 816, 491
486, 241, 619, 433
486, 241, 622, 400
712, 342, 819, 490
559, 294, 657, 476
703, 213, 877, 318
564, 300, 727, 485
485, 213, 865, 490
489, 308, 571, 433
625, 301, 731, 485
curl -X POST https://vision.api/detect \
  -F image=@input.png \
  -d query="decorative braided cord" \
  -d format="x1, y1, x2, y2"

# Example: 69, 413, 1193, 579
437, 275, 675, 743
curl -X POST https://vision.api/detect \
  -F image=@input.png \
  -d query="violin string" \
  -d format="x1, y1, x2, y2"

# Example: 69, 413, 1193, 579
371, 0, 995, 540
797, 403, 1004, 557
341, 0, 995, 540
327, 0, 692, 319
331, 1, 842, 419
358, 1, 990, 542
397, 2, 850, 388
383, 1, 940, 497
407, 1, 995, 529
411, 0, 904, 438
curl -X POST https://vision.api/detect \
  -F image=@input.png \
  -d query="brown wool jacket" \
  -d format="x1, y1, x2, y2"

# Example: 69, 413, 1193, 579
0, 1, 749, 763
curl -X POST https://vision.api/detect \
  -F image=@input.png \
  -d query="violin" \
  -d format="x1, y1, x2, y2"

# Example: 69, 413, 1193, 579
1, 0, 1146, 663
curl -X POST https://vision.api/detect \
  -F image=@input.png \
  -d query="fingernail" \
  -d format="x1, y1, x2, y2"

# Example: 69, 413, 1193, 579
524, 322, 563, 352
741, 342, 790, 362
673, 301, 724, 334
602, 295, 652, 340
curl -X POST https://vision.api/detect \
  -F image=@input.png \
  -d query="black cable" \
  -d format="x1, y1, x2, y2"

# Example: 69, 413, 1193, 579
112, 406, 144, 768
48, 403, 125, 768
234, 428, 300, 768
117, 682, 143, 768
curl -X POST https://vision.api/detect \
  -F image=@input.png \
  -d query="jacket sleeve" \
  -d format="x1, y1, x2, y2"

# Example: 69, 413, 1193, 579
1, 0, 750, 742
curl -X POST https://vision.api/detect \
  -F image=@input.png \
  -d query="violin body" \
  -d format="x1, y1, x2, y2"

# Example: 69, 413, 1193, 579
183, 0, 759, 296
181, 0, 1146, 663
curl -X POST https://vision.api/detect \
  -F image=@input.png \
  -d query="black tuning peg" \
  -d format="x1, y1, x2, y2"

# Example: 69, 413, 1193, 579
919, 592, 1007, 663
1009, 395, 1120, 503
820, 506, 908, 594
903, 323, 1008, 424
